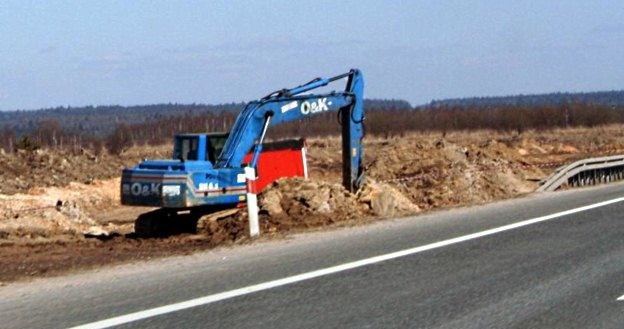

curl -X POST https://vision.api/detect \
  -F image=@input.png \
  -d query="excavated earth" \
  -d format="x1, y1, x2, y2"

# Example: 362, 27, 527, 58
3, 125, 624, 282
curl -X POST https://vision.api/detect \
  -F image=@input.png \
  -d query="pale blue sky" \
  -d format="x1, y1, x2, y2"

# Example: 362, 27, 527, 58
0, 0, 623, 110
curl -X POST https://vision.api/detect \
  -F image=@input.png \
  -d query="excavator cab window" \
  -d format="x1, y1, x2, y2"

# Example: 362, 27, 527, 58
173, 136, 199, 161
206, 134, 229, 164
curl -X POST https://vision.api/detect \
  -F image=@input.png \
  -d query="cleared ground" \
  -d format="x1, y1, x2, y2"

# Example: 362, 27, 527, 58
2, 125, 624, 282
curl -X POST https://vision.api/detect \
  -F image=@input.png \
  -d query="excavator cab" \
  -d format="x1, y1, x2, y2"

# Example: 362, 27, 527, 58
172, 133, 229, 163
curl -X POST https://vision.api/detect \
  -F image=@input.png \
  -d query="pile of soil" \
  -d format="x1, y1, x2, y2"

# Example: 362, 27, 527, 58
0, 145, 168, 195
305, 127, 624, 210
364, 137, 537, 209
195, 177, 420, 245
0, 179, 126, 241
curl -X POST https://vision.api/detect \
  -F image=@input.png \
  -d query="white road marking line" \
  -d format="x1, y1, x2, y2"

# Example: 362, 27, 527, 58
617, 295, 624, 301
68, 196, 624, 329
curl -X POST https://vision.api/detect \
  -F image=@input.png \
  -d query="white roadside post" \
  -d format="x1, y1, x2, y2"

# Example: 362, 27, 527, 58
245, 166, 260, 238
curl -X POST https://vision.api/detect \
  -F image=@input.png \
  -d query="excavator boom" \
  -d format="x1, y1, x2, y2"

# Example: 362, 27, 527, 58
217, 69, 365, 191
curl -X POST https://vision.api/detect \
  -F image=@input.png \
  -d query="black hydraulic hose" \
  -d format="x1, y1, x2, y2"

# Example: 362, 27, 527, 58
261, 71, 352, 101
327, 72, 352, 83
336, 107, 365, 127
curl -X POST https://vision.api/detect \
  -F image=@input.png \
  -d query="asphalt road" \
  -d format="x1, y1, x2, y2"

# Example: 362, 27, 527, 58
3, 183, 624, 328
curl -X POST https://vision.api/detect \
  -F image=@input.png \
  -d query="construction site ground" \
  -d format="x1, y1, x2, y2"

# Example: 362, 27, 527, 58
3, 125, 624, 283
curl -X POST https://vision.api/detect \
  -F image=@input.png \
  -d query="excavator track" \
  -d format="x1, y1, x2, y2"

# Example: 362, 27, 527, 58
134, 206, 231, 237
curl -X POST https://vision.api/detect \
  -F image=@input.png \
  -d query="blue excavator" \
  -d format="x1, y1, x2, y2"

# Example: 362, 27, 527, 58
121, 69, 365, 235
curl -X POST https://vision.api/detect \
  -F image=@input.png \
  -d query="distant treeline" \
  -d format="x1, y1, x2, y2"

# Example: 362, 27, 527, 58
0, 99, 411, 153
0, 99, 411, 138
0, 103, 244, 137
3, 101, 624, 155
426, 90, 624, 108
268, 103, 624, 139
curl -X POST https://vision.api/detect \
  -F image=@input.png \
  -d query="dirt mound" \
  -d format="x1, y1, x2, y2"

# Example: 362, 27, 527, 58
194, 177, 420, 245
360, 137, 536, 209
259, 178, 365, 227
260, 177, 419, 224
0, 179, 122, 241
0, 145, 169, 195
358, 179, 421, 217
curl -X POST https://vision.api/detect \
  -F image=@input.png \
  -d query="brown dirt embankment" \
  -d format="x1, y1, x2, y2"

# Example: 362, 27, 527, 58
0, 145, 169, 195
2, 125, 624, 282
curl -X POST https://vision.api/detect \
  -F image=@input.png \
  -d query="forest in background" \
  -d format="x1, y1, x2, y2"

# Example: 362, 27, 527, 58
426, 90, 624, 108
2, 92, 624, 155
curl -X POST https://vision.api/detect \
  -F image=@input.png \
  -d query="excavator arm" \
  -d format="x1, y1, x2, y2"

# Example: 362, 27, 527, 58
216, 69, 365, 192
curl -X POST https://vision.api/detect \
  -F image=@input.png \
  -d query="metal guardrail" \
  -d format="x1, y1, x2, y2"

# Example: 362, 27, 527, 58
537, 155, 624, 192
